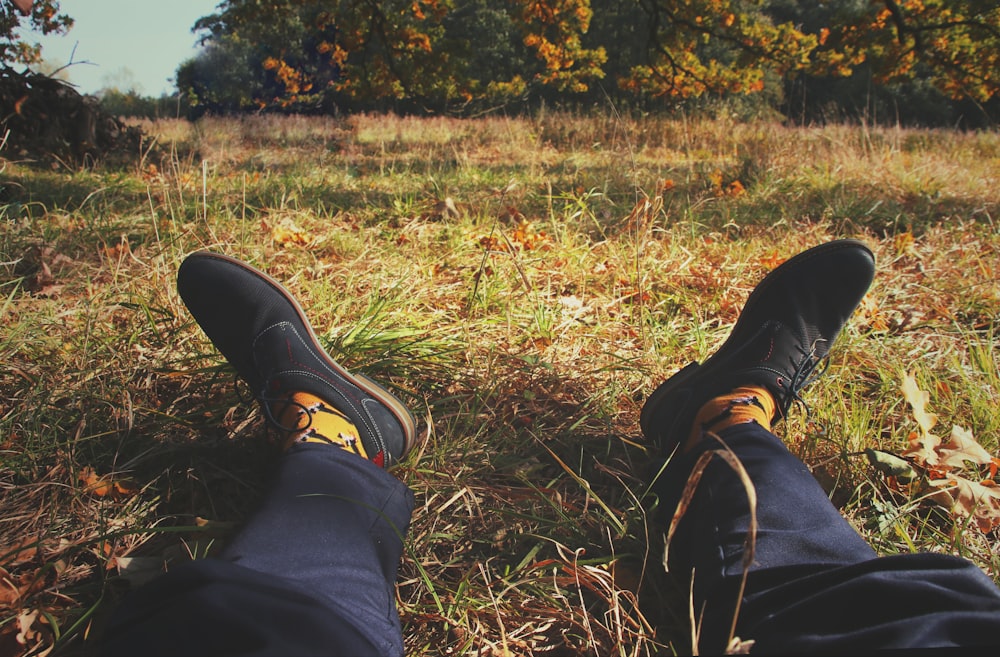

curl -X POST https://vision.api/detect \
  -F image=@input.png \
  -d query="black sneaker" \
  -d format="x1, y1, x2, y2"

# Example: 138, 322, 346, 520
640, 239, 875, 451
176, 251, 418, 468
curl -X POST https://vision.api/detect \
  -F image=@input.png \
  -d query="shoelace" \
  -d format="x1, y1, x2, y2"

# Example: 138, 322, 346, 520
229, 372, 314, 434
774, 341, 829, 419
258, 388, 315, 433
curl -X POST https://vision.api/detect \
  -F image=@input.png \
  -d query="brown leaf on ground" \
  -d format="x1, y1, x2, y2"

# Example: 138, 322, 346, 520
938, 424, 994, 469
78, 466, 137, 498
901, 372, 937, 436
901, 430, 941, 468
0, 540, 39, 567
896, 375, 1000, 533
0, 566, 48, 608
932, 475, 1000, 534
20, 246, 73, 297
0, 567, 20, 607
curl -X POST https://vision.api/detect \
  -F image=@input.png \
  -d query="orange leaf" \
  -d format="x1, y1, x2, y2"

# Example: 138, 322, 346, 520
271, 218, 311, 246
78, 466, 136, 498
759, 251, 786, 271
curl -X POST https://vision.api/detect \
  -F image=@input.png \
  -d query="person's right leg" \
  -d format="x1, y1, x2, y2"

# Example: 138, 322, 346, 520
642, 240, 1000, 653
655, 415, 1000, 654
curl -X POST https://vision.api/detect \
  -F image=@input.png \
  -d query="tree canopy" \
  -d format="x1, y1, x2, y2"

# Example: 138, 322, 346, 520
6, 0, 989, 123
1, 0, 71, 69
173, 0, 998, 121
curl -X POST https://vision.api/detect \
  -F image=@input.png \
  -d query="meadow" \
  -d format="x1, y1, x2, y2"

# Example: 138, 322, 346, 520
1, 112, 998, 656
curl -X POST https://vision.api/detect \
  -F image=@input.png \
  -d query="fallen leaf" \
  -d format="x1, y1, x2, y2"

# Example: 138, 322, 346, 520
428, 196, 459, 220
901, 372, 937, 436
78, 466, 137, 498
759, 251, 786, 271
893, 231, 915, 254
268, 217, 311, 246
865, 449, 918, 483
938, 424, 993, 468
940, 474, 1000, 533
901, 430, 941, 468
16, 609, 39, 646
0, 567, 20, 606
0, 539, 39, 566
0, 566, 48, 608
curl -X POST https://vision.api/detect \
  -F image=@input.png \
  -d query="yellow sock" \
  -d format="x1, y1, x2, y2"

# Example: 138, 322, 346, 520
682, 385, 776, 453
274, 391, 369, 458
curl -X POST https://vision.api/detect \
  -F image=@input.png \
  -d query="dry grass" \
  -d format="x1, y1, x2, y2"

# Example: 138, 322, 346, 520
1, 112, 998, 656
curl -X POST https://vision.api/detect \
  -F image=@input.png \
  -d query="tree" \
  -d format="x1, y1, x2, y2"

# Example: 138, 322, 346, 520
1, 1, 146, 166
611, 0, 819, 99
592, 0, 997, 120
821, 0, 1000, 103
186, 0, 606, 112
0, 0, 72, 69
179, 1, 997, 122
764, 0, 999, 124
176, 36, 274, 115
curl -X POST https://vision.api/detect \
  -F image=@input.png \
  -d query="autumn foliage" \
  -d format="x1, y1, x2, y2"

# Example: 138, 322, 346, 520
173, 0, 1000, 117
0, 0, 71, 67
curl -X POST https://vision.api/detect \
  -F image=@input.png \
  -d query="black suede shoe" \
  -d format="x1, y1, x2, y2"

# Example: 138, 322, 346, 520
177, 251, 418, 468
640, 239, 875, 452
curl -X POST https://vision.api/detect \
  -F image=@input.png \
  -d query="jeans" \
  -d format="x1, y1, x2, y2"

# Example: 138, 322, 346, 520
101, 443, 413, 657
654, 422, 1000, 653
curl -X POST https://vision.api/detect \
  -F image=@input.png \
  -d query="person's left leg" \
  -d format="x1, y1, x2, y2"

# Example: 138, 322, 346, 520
102, 444, 413, 657
219, 442, 414, 654
102, 252, 422, 656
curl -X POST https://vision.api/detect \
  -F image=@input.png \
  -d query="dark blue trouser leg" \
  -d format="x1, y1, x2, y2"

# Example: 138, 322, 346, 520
101, 444, 413, 657
654, 422, 1000, 654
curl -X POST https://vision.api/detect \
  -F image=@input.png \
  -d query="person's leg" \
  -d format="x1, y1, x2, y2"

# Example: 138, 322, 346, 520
102, 444, 413, 656
102, 252, 422, 656
656, 420, 1000, 654
219, 442, 414, 654
642, 240, 1000, 653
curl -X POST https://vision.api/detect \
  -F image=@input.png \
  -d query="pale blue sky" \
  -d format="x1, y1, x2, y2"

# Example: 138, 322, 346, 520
31, 0, 222, 96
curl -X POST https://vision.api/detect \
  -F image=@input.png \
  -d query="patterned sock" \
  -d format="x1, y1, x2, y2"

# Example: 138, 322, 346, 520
274, 391, 369, 458
682, 385, 777, 453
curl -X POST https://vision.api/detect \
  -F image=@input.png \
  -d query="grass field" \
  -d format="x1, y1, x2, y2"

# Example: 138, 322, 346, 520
1, 112, 999, 656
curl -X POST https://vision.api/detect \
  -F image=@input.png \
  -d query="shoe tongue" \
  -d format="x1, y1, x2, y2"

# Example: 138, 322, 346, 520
727, 320, 818, 401
251, 322, 305, 387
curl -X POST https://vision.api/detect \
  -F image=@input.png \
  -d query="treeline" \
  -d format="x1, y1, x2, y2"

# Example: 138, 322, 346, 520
168, 1, 1000, 126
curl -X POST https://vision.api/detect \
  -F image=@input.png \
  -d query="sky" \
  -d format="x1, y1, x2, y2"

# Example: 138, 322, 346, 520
30, 0, 222, 96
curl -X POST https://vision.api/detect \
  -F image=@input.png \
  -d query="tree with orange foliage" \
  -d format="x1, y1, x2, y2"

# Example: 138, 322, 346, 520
185, 0, 606, 112
178, 1, 997, 119
821, 0, 999, 103
607, 0, 997, 105
0, 0, 71, 69
612, 0, 819, 98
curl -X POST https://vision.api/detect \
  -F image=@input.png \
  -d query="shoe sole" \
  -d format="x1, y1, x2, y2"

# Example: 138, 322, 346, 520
639, 239, 875, 441
186, 252, 419, 458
